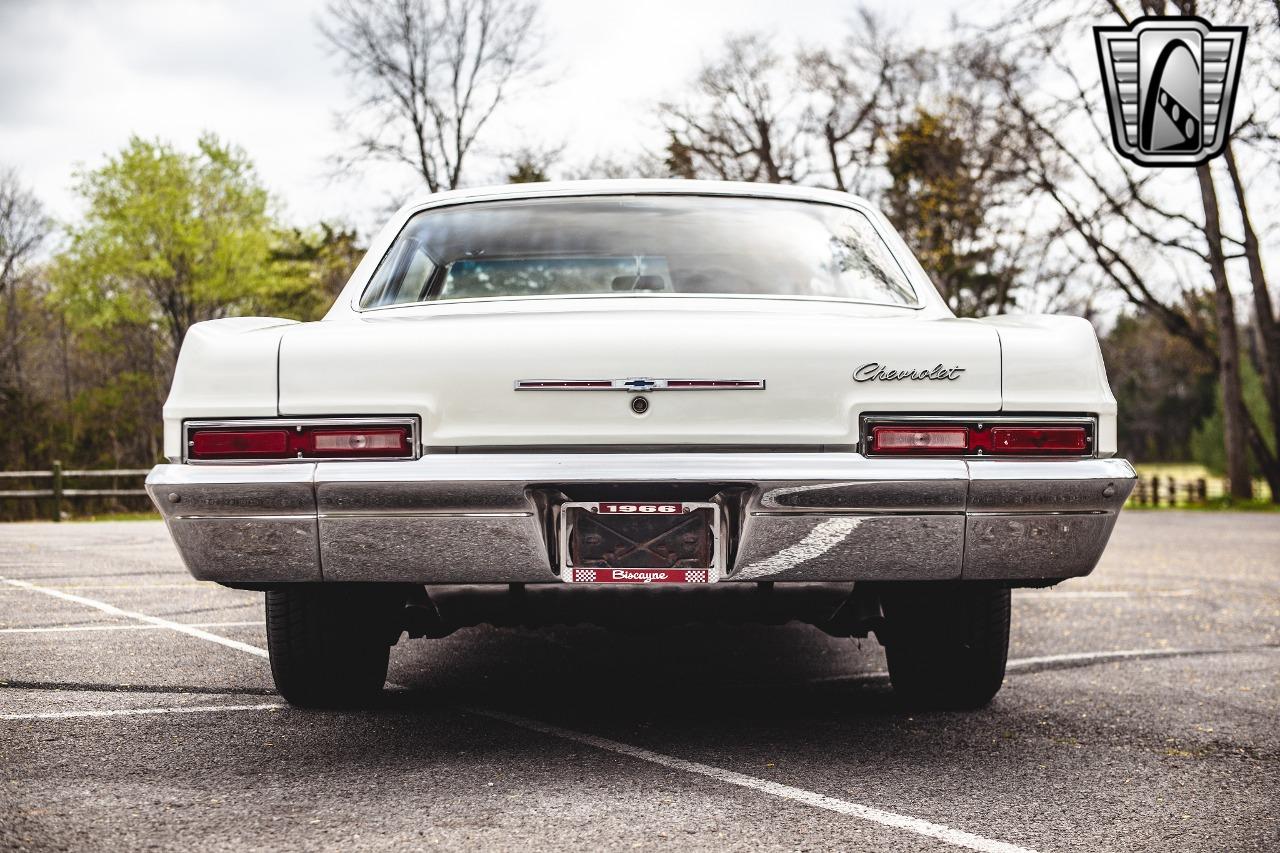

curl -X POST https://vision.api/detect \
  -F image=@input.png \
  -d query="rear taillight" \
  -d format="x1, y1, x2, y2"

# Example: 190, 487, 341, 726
868, 422, 1090, 457
187, 422, 413, 461
190, 429, 291, 459
869, 426, 969, 454
987, 426, 1088, 454
301, 428, 411, 458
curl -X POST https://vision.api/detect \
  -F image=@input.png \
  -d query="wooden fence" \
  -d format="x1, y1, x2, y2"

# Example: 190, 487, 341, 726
0, 463, 150, 521
1126, 475, 1272, 507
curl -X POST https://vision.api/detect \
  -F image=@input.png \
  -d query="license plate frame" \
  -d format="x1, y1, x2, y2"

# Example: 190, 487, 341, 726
559, 501, 722, 583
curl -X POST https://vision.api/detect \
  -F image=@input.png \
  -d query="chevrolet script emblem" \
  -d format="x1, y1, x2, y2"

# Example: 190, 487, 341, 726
1094, 16, 1246, 167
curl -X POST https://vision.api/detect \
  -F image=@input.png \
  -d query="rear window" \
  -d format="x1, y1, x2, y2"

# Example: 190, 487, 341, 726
358, 195, 918, 308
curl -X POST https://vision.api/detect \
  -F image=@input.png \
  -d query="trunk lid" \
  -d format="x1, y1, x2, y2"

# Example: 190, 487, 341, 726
278, 298, 1001, 448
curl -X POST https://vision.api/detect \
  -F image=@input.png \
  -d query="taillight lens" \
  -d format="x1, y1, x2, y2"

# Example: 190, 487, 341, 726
302, 428, 411, 458
187, 423, 412, 461
988, 426, 1087, 454
189, 429, 291, 459
870, 426, 970, 454
868, 422, 1089, 456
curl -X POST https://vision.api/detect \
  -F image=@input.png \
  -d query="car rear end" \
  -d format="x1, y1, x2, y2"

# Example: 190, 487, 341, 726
146, 181, 1136, 708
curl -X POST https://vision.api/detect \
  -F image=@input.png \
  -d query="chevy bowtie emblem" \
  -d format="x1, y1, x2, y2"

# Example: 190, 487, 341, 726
514, 378, 766, 392
1094, 15, 1246, 167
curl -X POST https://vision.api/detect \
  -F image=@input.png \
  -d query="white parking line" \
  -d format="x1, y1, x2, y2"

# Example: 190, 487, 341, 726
0, 577, 268, 659
1005, 647, 1208, 670
1, 703, 285, 721
0, 620, 263, 635
810, 645, 1258, 686
470, 707, 1038, 853
0, 583, 216, 592
1014, 589, 1196, 599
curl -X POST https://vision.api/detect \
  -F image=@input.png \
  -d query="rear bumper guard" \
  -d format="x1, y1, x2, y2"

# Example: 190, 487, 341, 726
146, 453, 1136, 585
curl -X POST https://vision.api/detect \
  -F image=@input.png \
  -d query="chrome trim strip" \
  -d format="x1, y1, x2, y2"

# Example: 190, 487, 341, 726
749, 510, 963, 517
514, 378, 766, 392
169, 514, 317, 522
182, 416, 420, 464
965, 510, 1111, 517
318, 511, 534, 519
357, 291, 927, 314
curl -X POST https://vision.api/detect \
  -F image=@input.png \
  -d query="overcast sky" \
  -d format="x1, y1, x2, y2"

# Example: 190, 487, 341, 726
0, 0, 983, 235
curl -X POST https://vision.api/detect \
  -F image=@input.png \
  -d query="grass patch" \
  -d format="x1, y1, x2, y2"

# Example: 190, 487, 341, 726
1124, 500, 1280, 513
69, 511, 162, 522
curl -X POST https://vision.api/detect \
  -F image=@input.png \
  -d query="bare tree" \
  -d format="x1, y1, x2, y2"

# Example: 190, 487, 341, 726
659, 34, 807, 184
321, 0, 545, 193
1224, 142, 1280, 472
655, 15, 1054, 318
1196, 162, 1253, 498
563, 151, 668, 181
0, 169, 50, 388
0, 168, 48, 300
799, 9, 930, 195
977, 0, 1280, 499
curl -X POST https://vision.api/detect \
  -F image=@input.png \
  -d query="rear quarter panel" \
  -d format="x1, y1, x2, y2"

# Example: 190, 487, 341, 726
979, 314, 1118, 455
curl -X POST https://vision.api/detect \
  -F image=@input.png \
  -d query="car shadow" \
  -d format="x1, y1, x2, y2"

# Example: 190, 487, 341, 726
246, 623, 1137, 813
379, 621, 907, 722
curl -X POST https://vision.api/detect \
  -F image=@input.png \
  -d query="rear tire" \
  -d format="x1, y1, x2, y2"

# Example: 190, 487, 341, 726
265, 584, 402, 708
881, 583, 1010, 710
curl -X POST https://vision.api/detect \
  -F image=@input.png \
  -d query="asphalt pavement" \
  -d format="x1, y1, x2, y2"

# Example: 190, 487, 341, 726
1, 512, 1277, 852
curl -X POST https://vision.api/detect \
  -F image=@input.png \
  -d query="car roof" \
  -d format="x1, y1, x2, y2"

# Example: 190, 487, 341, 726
401, 179, 874, 210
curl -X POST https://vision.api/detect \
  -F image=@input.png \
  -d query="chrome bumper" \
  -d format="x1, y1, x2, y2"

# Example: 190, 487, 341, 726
146, 454, 1136, 585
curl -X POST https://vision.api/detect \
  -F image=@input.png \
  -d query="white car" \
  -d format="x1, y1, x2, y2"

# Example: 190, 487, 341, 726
147, 180, 1136, 709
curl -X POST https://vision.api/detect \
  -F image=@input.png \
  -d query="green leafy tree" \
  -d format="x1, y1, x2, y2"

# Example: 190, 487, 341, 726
502, 145, 563, 185
506, 158, 549, 184
1102, 312, 1216, 462
884, 109, 1019, 317
662, 133, 697, 179
51, 134, 278, 359
264, 224, 365, 321
1191, 359, 1276, 480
